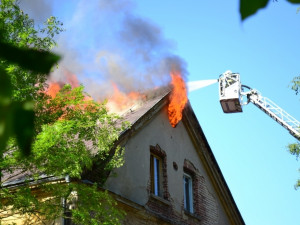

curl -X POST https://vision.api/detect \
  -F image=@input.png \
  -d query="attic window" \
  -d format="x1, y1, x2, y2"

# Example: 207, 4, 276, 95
183, 173, 193, 213
149, 145, 168, 200
183, 159, 201, 217
150, 154, 162, 196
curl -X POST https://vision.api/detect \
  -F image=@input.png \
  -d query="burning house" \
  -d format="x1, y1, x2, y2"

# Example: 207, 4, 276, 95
1, 1, 244, 223
1, 74, 245, 224
100, 84, 245, 225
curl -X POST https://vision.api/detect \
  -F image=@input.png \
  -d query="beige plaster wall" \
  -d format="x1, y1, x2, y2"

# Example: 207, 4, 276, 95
1, 214, 62, 225
105, 105, 232, 225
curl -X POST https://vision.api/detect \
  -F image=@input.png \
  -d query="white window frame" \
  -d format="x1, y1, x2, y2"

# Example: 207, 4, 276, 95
151, 154, 162, 197
183, 173, 193, 213
153, 156, 160, 196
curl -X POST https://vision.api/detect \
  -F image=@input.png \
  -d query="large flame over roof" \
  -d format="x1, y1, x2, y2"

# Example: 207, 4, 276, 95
46, 69, 80, 98
46, 59, 188, 126
45, 72, 146, 114
106, 83, 145, 113
41, 0, 189, 124
168, 71, 188, 127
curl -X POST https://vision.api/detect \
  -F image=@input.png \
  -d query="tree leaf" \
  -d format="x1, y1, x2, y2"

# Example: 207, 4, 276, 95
287, 0, 300, 3
240, 0, 269, 20
0, 68, 12, 153
12, 102, 35, 156
290, 76, 300, 95
0, 68, 12, 103
0, 109, 12, 153
0, 40, 61, 74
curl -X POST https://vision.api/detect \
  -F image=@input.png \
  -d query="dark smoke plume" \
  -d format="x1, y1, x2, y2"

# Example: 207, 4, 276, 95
18, 0, 188, 99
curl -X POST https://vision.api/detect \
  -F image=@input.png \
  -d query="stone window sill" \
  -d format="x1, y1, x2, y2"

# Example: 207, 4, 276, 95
149, 193, 171, 206
184, 210, 201, 221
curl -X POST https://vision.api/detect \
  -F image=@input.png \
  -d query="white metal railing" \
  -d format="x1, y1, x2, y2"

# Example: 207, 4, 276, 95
249, 93, 300, 140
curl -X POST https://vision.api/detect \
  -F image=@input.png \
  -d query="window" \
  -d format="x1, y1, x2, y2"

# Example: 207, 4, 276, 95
149, 144, 168, 200
183, 173, 193, 213
150, 154, 162, 197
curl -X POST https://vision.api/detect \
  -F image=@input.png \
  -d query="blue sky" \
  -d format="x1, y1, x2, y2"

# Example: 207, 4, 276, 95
135, 2, 300, 224
22, 0, 300, 224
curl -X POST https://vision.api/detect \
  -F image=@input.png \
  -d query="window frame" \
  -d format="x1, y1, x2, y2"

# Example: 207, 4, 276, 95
149, 144, 168, 200
183, 173, 194, 214
150, 154, 163, 197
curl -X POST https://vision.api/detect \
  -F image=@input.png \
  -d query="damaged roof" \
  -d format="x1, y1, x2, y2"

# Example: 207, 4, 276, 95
115, 88, 245, 225
1, 88, 170, 187
118, 87, 170, 126
1, 87, 244, 224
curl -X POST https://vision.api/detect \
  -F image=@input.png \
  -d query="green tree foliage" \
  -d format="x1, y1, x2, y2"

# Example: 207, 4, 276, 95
0, 1, 127, 224
1, 85, 127, 224
240, 0, 300, 21
0, 0, 62, 155
288, 76, 300, 188
290, 76, 300, 95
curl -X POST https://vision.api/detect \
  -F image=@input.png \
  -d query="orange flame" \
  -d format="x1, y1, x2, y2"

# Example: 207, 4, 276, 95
45, 72, 146, 114
47, 82, 61, 98
168, 71, 188, 127
107, 83, 145, 113
45, 70, 79, 98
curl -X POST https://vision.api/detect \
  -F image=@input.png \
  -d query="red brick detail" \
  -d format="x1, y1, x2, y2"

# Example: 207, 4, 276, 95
183, 159, 220, 225
146, 195, 202, 225
183, 160, 199, 217
149, 144, 169, 200
146, 148, 202, 225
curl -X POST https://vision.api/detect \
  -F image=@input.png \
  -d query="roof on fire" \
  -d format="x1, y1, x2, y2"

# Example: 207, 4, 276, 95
2, 87, 244, 224
115, 87, 245, 225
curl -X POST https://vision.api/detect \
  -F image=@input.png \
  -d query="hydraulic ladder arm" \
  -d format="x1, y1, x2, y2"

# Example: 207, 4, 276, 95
243, 87, 300, 141
219, 71, 300, 141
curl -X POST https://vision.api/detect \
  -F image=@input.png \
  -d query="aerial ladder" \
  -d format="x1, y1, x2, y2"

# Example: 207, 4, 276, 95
218, 71, 300, 141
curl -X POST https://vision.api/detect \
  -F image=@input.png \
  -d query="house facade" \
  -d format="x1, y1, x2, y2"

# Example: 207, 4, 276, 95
1, 91, 244, 225
105, 91, 244, 225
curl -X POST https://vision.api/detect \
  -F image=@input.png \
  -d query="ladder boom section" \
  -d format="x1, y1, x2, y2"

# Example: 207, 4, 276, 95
248, 92, 300, 140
